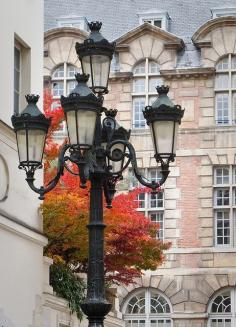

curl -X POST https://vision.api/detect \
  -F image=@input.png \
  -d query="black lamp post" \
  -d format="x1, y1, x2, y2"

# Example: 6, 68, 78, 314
11, 21, 184, 327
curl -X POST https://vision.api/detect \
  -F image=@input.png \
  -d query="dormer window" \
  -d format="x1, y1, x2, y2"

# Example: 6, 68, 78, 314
138, 11, 170, 30
211, 8, 236, 18
57, 16, 88, 30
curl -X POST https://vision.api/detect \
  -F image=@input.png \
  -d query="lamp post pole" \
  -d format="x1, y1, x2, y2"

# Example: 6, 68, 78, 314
11, 21, 184, 327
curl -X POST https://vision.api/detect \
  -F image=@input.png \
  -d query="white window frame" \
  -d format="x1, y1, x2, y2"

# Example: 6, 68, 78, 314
215, 54, 236, 125
122, 289, 172, 327
130, 168, 165, 240
57, 16, 88, 30
137, 11, 170, 30
213, 166, 236, 247
208, 288, 236, 327
132, 58, 163, 129
51, 62, 79, 134
211, 8, 236, 18
14, 45, 21, 114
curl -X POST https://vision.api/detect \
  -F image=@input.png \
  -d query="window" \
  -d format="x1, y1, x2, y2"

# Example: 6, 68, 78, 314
14, 37, 31, 114
215, 55, 236, 125
57, 16, 88, 30
51, 63, 80, 133
213, 166, 236, 247
138, 11, 170, 30
14, 46, 21, 114
208, 288, 236, 326
132, 59, 162, 129
123, 289, 172, 327
131, 168, 165, 240
211, 8, 236, 18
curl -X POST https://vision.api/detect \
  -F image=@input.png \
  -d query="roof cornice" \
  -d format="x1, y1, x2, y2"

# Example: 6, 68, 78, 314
192, 16, 236, 44
160, 67, 215, 79
115, 22, 184, 50
44, 27, 88, 43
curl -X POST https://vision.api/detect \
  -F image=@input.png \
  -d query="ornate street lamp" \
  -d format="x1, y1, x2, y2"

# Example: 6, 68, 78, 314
143, 85, 184, 164
11, 21, 184, 327
75, 21, 115, 94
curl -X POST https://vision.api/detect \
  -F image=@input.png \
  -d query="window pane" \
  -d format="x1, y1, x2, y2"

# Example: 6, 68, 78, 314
149, 77, 163, 92
52, 65, 64, 78
14, 47, 20, 70
148, 61, 160, 74
133, 61, 145, 75
154, 20, 162, 28
52, 81, 64, 96
67, 80, 76, 95
133, 98, 145, 128
215, 189, 230, 206
67, 65, 78, 77
149, 212, 164, 240
215, 167, 229, 184
215, 74, 229, 89
232, 55, 236, 69
149, 169, 162, 182
216, 57, 229, 71
216, 93, 229, 124
216, 211, 230, 245
133, 78, 145, 93
136, 193, 145, 209
233, 93, 236, 124
232, 73, 236, 88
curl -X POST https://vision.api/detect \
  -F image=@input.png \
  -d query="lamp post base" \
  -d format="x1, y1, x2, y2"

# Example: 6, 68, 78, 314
81, 301, 112, 327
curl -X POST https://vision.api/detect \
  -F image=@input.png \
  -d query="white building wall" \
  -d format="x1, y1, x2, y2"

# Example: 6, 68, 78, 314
0, 1, 47, 327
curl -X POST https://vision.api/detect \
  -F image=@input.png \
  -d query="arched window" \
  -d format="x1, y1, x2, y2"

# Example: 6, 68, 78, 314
132, 59, 163, 129
52, 63, 79, 98
208, 288, 236, 326
51, 63, 80, 133
123, 289, 172, 327
215, 55, 236, 125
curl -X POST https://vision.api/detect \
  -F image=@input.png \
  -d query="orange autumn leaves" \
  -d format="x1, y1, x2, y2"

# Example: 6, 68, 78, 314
42, 91, 170, 285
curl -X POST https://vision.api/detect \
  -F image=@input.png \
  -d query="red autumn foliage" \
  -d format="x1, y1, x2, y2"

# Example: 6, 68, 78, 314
42, 91, 171, 285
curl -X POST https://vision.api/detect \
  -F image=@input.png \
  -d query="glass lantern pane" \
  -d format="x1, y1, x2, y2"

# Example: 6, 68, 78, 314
16, 129, 45, 164
28, 130, 46, 162
16, 130, 27, 163
82, 55, 110, 92
110, 143, 125, 173
151, 121, 178, 158
66, 109, 97, 146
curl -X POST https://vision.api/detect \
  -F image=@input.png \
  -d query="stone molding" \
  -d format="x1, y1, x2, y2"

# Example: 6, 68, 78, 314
115, 22, 184, 48
192, 16, 236, 43
0, 211, 47, 246
161, 67, 215, 79
44, 27, 88, 43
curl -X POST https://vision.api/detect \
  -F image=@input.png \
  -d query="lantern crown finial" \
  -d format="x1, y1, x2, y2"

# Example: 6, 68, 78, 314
156, 85, 169, 95
25, 94, 40, 104
104, 108, 118, 118
75, 73, 90, 84
88, 21, 102, 32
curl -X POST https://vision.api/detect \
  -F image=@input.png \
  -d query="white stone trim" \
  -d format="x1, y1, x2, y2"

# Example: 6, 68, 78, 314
0, 213, 47, 246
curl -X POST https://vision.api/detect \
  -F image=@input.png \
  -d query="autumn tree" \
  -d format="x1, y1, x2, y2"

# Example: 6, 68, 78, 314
42, 90, 170, 286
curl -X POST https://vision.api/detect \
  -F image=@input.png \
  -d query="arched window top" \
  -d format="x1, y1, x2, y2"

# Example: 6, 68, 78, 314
52, 63, 79, 79
210, 290, 231, 313
124, 289, 171, 315
214, 54, 236, 125
133, 60, 160, 75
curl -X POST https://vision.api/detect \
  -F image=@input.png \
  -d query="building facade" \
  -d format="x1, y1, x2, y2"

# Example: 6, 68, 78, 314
44, 1, 236, 326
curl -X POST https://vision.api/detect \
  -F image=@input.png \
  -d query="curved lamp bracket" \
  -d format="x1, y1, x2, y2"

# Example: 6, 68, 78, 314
107, 140, 170, 191
25, 144, 70, 200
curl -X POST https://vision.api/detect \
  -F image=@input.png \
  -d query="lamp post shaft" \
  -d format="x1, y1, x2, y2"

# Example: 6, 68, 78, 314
80, 174, 111, 327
